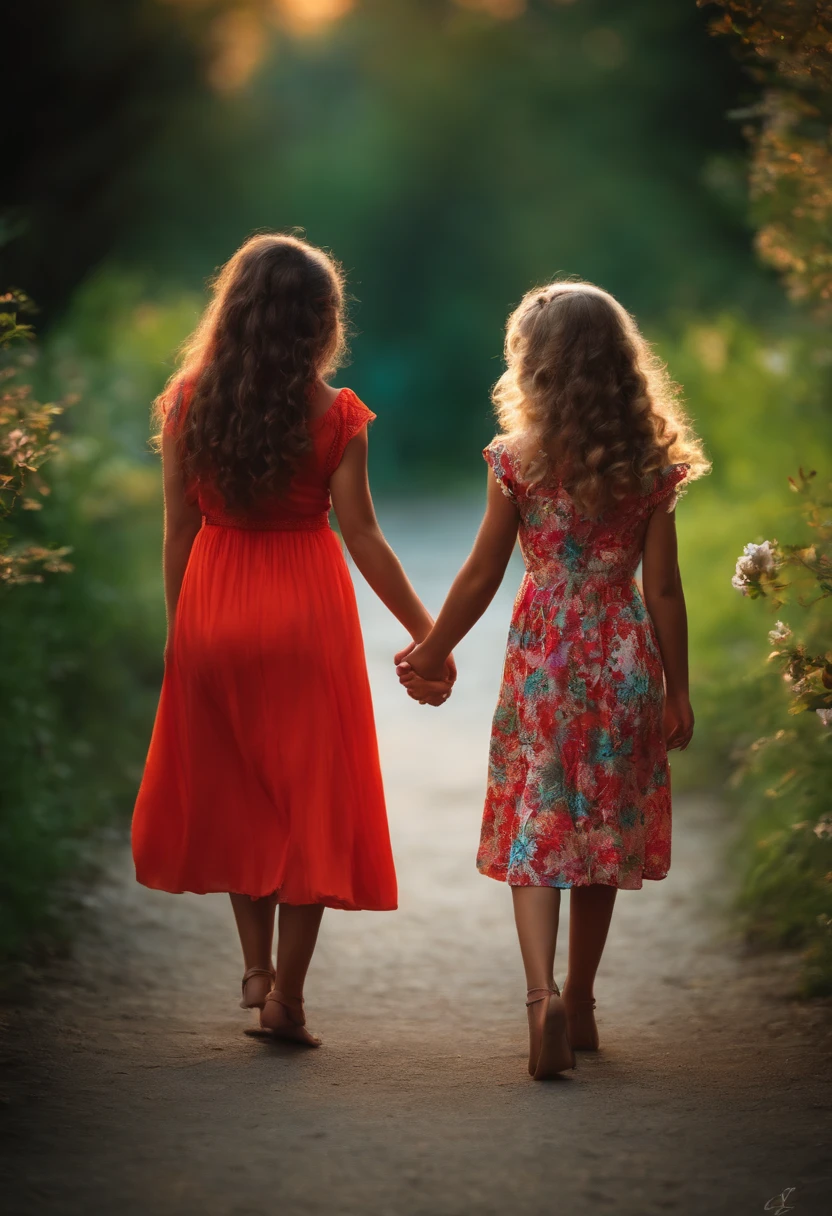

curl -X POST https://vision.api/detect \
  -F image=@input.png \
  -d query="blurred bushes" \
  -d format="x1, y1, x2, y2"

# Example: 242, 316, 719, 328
0, 277, 196, 956
700, 0, 832, 314
1, 293, 72, 585
722, 472, 832, 997
658, 314, 832, 994
728, 678, 832, 997
659, 313, 831, 689
691, 0, 832, 996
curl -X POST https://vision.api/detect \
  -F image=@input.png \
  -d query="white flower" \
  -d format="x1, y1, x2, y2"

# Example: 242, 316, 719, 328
731, 540, 779, 594
745, 540, 779, 573
768, 620, 792, 645
817, 708, 832, 727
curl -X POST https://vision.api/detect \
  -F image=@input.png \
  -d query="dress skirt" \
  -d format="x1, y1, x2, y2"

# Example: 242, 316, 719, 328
132, 521, 398, 911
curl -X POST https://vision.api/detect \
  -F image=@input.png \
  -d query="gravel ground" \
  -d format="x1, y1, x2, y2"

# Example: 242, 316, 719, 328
2, 500, 831, 1216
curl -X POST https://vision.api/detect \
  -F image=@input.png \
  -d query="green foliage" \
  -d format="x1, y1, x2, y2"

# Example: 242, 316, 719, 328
731, 705, 832, 997
721, 472, 832, 994
731, 470, 831, 719
0, 292, 72, 585
0, 276, 192, 956
700, 0, 832, 311
654, 311, 832, 682
651, 310, 832, 994
696, 0, 832, 996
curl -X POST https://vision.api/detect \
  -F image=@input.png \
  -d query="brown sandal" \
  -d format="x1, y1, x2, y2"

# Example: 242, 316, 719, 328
259, 990, 321, 1047
526, 985, 575, 1080
239, 966, 276, 1010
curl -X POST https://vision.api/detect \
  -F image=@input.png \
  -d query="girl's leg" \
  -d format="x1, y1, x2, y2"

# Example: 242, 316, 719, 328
274, 902, 325, 1004
512, 886, 561, 991
230, 893, 277, 1007
563, 883, 617, 1049
259, 903, 325, 1044
511, 887, 564, 1074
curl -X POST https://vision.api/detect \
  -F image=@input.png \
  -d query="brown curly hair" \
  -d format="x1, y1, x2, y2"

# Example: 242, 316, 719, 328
493, 280, 709, 518
155, 233, 346, 511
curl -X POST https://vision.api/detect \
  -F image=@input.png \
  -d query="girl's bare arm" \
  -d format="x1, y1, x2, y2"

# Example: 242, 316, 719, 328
161, 431, 203, 643
330, 430, 452, 670
398, 470, 519, 683
641, 503, 694, 750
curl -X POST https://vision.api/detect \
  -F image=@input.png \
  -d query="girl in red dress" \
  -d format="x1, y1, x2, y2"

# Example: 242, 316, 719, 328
132, 234, 452, 1045
398, 281, 709, 1079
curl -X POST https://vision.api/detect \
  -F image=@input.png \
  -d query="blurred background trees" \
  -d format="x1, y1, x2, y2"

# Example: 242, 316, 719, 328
0, 0, 829, 985
4, 0, 768, 473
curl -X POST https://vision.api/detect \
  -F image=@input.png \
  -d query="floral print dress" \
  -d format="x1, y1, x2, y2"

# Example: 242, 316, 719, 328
478, 441, 689, 890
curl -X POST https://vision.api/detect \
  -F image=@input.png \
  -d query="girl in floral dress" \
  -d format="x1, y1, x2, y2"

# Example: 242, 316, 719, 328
398, 281, 709, 1079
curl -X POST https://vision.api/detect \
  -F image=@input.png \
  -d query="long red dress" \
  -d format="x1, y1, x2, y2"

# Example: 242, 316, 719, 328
131, 385, 397, 911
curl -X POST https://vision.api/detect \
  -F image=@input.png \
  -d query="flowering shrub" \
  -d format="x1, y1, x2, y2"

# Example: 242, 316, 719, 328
732, 469, 832, 725
731, 539, 780, 595
0, 278, 168, 958
696, 5, 832, 996
0, 292, 72, 585
729, 468, 832, 994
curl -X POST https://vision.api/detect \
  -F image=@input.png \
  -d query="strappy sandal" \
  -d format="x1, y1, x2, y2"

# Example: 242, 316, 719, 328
562, 988, 600, 1051
526, 984, 575, 1080
259, 990, 321, 1047
239, 966, 276, 1010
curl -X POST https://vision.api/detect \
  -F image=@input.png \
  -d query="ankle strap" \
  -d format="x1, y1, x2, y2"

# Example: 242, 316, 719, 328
525, 984, 560, 1006
265, 990, 306, 1025
241, 966, 275, 993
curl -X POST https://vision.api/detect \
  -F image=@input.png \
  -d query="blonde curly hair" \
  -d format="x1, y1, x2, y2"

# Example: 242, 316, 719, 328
493, 280, 709, 517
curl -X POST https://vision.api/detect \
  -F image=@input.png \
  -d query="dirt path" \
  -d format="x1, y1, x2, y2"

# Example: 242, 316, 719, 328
2, 501, 831, 1216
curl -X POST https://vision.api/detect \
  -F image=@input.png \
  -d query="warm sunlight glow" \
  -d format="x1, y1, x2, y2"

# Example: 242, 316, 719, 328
209, 7, 267, 92
455, 0, 527, 16
273, 0, 355, 37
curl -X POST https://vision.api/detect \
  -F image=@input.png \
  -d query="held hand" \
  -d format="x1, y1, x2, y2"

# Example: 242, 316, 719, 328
394, 640, 416, 666
398, 665, 453, 707
394, 640, 456, 686
396, 641, 449, 683
664, 693, 694, 751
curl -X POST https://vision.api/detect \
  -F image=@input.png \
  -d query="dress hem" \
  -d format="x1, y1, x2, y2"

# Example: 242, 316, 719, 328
135, 874, 397, 912
477, 863, 669, 892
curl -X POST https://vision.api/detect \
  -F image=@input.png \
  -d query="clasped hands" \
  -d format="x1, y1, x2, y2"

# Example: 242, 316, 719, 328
394, 640, 456, 707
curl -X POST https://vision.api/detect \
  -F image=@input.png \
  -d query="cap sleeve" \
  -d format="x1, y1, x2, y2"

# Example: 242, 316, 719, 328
326, 388, 376, 474
646, 463, 689, 513
159, 377, 191, 439
483, 440, 520, 503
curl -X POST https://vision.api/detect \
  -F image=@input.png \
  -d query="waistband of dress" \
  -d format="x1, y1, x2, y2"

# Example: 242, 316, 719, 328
202, 514, 331, 533
523, 574, 638, 600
